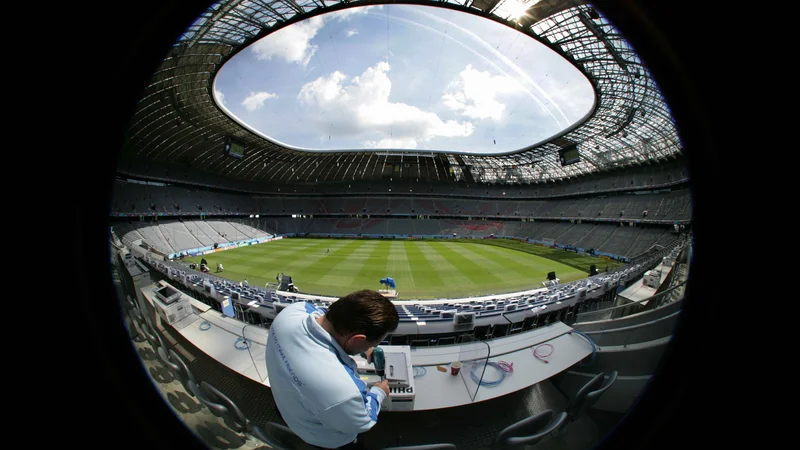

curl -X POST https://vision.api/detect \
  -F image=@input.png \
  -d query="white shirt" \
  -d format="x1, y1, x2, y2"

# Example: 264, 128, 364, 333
265, 302, 386, 448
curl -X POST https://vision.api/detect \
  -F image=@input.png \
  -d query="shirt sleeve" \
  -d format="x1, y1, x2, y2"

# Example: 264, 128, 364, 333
316, 386, 387, 435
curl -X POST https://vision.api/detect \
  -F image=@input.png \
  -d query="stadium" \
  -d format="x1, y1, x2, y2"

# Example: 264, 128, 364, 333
85, 1, 725, 449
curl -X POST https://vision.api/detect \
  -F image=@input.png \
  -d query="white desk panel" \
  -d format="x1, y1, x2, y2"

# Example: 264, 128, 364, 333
411, 366, 475, 410
472, 333, 593, 402
198, 311, 250, 336
179, 317, 265, 383
189, 298, 212, 313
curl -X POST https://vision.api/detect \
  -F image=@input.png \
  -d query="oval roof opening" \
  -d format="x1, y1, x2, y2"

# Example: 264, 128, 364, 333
213, 4, 594, 155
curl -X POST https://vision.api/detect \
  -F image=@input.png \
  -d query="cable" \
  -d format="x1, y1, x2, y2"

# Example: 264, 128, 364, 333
413, 366, 427, 378
470, 361, 513, 387
199, 321, 211, 331
570, 330, 597, 366
533, 343, 554, 363
234, 337, 250, 350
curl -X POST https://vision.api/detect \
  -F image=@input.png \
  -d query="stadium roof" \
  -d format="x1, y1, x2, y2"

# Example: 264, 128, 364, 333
120, 0, 682, 185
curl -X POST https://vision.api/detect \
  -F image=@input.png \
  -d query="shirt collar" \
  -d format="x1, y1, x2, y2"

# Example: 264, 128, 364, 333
305, 311, 354, 367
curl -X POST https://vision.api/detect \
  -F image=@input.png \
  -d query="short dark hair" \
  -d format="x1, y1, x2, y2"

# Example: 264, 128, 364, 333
326, 290, 399, 342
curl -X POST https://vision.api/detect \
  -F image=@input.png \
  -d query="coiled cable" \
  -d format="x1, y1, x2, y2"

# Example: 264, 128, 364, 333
470, 361, 513, 387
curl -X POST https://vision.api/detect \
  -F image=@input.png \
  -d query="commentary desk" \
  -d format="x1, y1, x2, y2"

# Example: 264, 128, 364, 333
142, 282, 593, 411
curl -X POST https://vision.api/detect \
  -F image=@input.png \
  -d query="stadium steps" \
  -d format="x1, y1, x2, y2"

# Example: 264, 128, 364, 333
181, 221, 205, 248
227, 220, 253, 239
155, 224, 176, 254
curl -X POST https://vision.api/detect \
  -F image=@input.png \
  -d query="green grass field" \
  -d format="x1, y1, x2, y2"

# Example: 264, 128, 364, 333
185, 238, 624, 299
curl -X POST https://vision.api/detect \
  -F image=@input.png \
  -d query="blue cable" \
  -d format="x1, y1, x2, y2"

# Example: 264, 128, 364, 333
571, 329, 597, 366
199, 321, 211, 331
413, 366, 427, 378
470, 361, 513, 387
234, 337, 250, 350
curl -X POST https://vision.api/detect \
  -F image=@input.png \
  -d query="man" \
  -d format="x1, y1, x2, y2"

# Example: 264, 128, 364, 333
265, 290, 399, 449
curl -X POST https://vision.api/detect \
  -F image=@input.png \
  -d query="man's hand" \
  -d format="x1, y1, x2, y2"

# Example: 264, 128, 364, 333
374, 379, 390, 396
364, 347, 375, 364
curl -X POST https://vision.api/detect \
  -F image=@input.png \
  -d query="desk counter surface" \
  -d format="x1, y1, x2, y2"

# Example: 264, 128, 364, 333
142, 283, 593, 410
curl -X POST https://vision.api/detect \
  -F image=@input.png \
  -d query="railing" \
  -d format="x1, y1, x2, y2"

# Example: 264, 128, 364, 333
575, 280, 687, 323
578, 309, 681, 347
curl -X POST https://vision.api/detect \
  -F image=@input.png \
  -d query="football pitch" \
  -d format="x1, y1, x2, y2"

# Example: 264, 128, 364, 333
185, 238, 622, 299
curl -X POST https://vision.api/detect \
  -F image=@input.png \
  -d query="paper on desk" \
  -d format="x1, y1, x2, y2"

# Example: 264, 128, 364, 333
384, 352, 409, 382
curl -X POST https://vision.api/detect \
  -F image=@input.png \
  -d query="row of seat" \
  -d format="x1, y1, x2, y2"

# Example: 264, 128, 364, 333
125, 295, 301, 448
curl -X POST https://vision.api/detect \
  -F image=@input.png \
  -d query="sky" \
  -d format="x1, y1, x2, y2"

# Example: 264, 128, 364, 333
213, 5, 594, 155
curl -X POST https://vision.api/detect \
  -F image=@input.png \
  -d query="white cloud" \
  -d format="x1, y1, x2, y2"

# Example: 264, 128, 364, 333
442, 65, 521, 121
250, 6, 381, 66
214, 88, 225, 105
298, 61, 473, 148
250, 16, 324, 66
363, 137, 419, 149
345, 29, 359, 37
241, 91, 277, 112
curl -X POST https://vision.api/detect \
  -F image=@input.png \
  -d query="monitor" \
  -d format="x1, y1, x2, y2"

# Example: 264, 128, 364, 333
558, 144, 580, 166
204, 284, 212, 294
231, 291, 240, 301
155, 285, 181, 304
223, 136, 246, 159
439, 310, 456, 319
453, 312, 475, 326
504, 304, 517, 312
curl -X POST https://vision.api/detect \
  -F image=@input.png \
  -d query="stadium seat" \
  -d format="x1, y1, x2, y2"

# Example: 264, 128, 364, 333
490, 323, 511, 339
410, 339, 432, 347
437, 336, 456, 346
554, 371, 618, 436
491, 409, 566, 450
191, 380, 250, 433
140, 318, 166, 351
473, 325, 491, 340
390, 335, 409, 345
164, 348, 198, 397
521, 315, 537, 331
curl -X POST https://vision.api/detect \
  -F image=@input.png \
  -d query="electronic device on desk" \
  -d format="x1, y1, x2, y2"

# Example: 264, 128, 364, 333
122, 249, 134, 268
643, 270, 661, 288
155, 282, 182, 304
152, 282, 192, 325
355, 346, 415, 411
453, 311, 475, 329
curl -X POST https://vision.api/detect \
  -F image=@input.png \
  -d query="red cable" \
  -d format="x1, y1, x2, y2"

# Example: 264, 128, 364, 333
533, 344, 554, 363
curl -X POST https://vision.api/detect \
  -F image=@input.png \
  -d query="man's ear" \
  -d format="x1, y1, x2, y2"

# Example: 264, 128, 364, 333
346, 333, 368, 345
